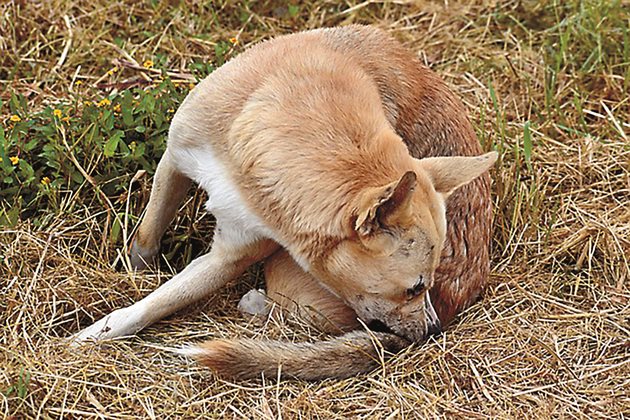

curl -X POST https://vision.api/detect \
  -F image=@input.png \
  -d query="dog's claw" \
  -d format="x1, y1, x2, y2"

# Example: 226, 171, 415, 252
129, 240, 158, 270
424, 294, 442, 336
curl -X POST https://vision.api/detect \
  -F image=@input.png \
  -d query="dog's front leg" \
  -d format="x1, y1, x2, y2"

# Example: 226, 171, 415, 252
71, 236, 279, 343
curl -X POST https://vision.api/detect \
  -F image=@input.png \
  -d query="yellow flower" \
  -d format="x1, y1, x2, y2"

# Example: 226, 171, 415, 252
229, 37, 238, 45
188, 83, 195, 90
0, 157, 3, 163
41, 176, 51, 185
53, 109, 62, 118
167, 108, 174, 113
10, 156, 19, 165
61, 116, 70, 123
75, 80, 83, 85
106, 67, 119, 76
10, 115, 21, 122
113, 103, 121, 113
97, 98, 111, 107
143, 60, 154, 69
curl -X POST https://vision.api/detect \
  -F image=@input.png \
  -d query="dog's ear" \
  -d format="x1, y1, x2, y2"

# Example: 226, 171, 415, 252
354, 171, 417, 240
416, 151, 498, 197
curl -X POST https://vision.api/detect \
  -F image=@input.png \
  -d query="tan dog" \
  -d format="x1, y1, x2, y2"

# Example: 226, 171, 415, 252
73, 25, 496, 380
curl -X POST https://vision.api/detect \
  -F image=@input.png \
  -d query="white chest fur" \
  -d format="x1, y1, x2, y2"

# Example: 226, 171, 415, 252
167, 145, 272, 248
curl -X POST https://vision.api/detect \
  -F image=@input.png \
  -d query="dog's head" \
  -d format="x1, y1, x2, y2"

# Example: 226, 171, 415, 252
311, 151, 497, 342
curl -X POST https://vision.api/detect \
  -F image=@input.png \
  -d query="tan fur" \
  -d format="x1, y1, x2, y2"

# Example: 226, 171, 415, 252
74, 26, 497, 381
194, 332, 408, 381
265, 250, 360, 334
255, 25, 495, 328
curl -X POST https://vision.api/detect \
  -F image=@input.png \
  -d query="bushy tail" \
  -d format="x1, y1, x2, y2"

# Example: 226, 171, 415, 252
178, 331, 409, 381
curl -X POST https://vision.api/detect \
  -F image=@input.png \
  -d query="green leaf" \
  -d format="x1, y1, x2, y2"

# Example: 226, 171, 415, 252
39, 124, 56, 137
288, 4, 299, 17
154, 109, 163, 130
104, 131, 123, 157
523, 121, 532, 171
110, 213, 122, 244
122, 92, 134, 126
134, 142, 146, 158
18, 159, 34, 180
24, 138, 38, 151
70, 170, 84, 184
0, 203, 20, 227
143, 94, 155, 113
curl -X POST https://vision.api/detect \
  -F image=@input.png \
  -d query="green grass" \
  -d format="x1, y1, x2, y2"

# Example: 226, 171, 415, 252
2, 369, 30, 400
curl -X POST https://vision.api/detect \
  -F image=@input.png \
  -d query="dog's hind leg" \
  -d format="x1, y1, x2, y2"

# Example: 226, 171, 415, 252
130, 149, 192, 269
72, 231, 279, 343
264, 250, 360, 334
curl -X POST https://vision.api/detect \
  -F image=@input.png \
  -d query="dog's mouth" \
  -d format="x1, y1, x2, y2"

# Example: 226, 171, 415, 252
361, 295, 442, 341
367, 313, 442, 341
367, 319, 396, 335
366, 319, 419, 342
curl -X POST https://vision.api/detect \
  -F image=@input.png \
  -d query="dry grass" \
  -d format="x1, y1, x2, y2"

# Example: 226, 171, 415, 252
1, 0, 629, 418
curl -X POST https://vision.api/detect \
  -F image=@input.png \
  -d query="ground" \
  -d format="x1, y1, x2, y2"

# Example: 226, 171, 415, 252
1, 0, 629, 418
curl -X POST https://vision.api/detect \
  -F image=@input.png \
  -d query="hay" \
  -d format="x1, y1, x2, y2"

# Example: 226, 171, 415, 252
1, 0, 628, 418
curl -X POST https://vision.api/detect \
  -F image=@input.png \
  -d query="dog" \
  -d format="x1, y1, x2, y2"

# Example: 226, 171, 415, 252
72, 25, 497, 380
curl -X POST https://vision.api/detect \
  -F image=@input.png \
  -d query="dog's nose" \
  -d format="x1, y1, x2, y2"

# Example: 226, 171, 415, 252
427, 320, 442, 337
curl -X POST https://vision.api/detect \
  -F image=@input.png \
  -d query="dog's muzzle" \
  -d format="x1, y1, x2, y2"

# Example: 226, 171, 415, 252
366, 293, 442, 341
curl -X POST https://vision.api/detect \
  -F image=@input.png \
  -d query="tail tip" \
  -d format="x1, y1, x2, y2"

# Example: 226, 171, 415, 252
172, 340, 236, 370
172, 345, 208, 359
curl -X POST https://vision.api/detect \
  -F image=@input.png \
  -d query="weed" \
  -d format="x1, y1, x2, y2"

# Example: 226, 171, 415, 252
1, 75, 193, 230
3, 369, 30, 400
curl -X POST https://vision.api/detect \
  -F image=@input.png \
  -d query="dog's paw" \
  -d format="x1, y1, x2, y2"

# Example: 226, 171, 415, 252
69, 307, 145, 346
129, 240, 158, 270
237, 289, 269, 317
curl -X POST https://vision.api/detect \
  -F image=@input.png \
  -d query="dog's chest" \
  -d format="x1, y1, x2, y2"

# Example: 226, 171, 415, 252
169, 145, 272, 246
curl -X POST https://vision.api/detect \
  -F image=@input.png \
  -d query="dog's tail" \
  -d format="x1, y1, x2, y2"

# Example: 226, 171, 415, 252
177, 331, 408, 380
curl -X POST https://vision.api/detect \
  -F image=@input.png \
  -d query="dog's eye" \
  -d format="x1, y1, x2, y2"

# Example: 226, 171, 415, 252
406, 278, 425, 299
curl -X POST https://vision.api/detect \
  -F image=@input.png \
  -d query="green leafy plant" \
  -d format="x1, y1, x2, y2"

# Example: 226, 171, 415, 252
0, 75, 195, 226
3, 369, 30, 399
